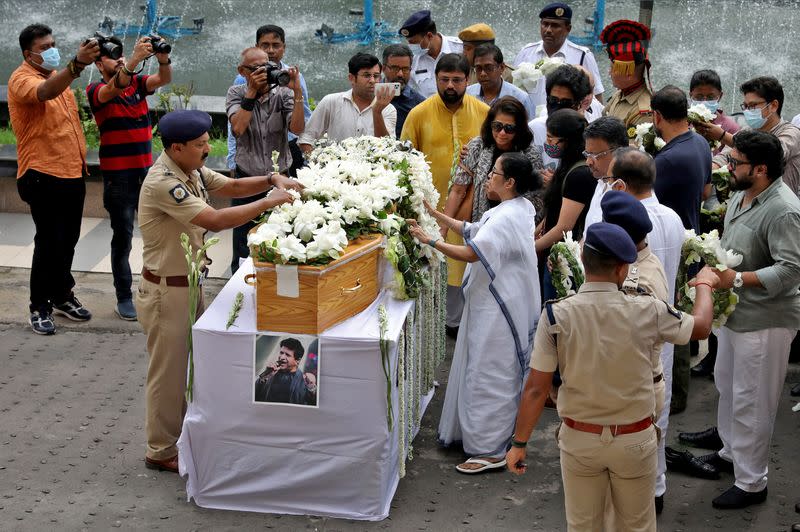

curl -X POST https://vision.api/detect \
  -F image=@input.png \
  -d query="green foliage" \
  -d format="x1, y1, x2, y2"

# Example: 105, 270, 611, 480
156, 81, 196, 114
72, 88, 100, 148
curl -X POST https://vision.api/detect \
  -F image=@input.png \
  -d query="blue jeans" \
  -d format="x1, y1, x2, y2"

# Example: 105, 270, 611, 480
103, 173, 144, 302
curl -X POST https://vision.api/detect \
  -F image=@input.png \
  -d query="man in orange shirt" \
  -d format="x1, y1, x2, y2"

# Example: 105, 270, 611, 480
8, 24, 99, 335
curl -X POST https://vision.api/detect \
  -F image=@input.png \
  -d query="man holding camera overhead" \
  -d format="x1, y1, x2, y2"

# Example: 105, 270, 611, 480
86, 35, 172, 321
226, 46, 305, 273
9, 24, 100, 335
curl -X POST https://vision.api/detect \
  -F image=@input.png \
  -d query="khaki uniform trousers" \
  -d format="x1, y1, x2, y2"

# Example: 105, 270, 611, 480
135, 277, 205, 461
558, 422, 658, 532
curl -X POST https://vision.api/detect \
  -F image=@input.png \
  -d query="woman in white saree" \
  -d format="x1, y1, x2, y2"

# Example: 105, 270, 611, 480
408, 152, 542, 474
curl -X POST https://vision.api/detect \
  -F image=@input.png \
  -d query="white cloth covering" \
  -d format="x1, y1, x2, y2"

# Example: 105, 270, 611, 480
177, 259, 432, 520
438, 197, 541, 457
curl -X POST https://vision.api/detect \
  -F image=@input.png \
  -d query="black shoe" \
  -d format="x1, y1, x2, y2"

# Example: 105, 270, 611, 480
691, 353, 716, 377
53, 294, 92, 322
445, 325, 459, 339
678, 427, 723, 450
711, 485, 767, 509
698, 452, 734, 474
655, 495, 663, 515
791, 524, 800, 532
796, 501, 800, 513
665, 446, 720, 480
791, 383, 800, 397
29, 310, 56, 335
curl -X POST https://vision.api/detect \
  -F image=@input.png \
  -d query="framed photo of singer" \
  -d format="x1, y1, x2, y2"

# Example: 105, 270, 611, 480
253, 334, 319, 408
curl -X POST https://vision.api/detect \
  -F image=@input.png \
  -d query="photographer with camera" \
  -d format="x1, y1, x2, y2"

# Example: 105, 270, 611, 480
8, 23, 100, 335
226, 46, 304, 274
85, 35, 172, 321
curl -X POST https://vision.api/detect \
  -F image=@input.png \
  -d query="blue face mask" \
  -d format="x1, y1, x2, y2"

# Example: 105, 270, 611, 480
32, 47, 60, 70
743, 107, 768, 129
692, 99, 719, 114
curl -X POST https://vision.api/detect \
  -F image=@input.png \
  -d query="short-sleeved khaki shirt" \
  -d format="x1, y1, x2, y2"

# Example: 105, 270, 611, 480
531, 282, 693, 425
623, 246, 669, 301
138, 152, 228, 276
603, 84, 653, 129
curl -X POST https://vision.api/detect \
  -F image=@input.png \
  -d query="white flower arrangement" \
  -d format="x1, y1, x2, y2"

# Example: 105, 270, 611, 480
676, 229, 743, 328
548, 231, 585, 298
512, 57, 565, 93
248, 136, 443, 299
629, 122, 666, 155
687, 104, 722, 151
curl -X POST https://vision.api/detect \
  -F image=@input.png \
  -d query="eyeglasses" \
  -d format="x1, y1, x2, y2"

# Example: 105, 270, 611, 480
490, 121, 517, 134
241, 63, 267, 72
358, 73, 382, 81
473, 64, 499, 74
547, 96, 577, 108
385, 65, 411, 74
490, 168, 506, 178
726, 154, 751, 171
582, 148, 615, 161
739, 100, 768, 111
437, 76, 467, 85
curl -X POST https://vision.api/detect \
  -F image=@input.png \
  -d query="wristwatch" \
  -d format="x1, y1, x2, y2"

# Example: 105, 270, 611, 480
733, 272, 743, 288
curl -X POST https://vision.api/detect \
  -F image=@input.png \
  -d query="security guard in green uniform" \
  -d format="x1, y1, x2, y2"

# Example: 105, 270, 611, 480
601, 19, 654, 130
506, 222, 718, 531
136, 110, 301, 472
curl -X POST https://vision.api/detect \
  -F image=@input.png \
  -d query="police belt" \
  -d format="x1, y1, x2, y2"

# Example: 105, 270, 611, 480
142, 267, 194, 287
563, 416, 653, 436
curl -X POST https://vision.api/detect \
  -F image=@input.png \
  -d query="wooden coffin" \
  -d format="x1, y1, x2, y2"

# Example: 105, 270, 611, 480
244, 234, 384, 334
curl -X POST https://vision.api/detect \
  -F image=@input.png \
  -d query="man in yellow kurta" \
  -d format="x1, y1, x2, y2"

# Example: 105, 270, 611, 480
401, 53, 488, 335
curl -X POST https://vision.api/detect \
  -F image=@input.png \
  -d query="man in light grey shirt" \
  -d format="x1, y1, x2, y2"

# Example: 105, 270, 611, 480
226, 46, 304, 273
687, 130, 800, 511
298, 52, 396, 152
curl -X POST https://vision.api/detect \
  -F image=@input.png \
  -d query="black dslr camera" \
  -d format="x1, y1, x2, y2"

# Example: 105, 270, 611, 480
147, 34, 172, 54
265, 61, 290, 87
85, 32, 122, 60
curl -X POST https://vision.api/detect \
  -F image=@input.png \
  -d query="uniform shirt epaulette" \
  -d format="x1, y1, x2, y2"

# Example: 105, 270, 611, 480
621, 285, 651, 296
662, 300, 682, 319
544, 294, 574, 305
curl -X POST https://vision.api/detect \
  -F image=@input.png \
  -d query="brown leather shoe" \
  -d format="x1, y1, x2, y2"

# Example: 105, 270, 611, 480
145, 454, 179, 473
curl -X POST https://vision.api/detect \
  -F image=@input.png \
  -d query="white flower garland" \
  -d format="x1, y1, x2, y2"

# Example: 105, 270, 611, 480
513, 57, 565, 94
687, 104, 722, 151
548, 231, 585, 298
630, 122, 666, 155
676, 229, 743, 328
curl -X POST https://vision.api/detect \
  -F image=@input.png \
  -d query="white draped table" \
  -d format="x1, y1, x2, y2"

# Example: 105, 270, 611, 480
177, 259, 438, 520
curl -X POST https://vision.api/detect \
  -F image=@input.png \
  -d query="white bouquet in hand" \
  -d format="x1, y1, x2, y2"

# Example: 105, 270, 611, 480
512, 57, 565, 93
677, 229, 743, 328
630, 122, 666, 155
548, 231, 585, 298
687, 103, 722, 151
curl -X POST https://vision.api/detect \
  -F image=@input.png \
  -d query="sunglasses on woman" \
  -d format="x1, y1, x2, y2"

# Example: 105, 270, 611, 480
490, 121, 517, 134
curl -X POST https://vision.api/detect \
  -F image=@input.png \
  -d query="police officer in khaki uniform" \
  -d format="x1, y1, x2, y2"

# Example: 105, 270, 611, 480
600, 20, 654, 130
506, 222, 718, 531
458, 23, 513, 85
136, 110, 301, 472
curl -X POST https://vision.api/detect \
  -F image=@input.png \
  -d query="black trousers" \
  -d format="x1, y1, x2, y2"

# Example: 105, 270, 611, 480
17, 170, 86, 313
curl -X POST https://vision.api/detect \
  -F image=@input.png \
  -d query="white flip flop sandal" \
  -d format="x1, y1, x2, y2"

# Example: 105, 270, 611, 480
455, 457, 507, 474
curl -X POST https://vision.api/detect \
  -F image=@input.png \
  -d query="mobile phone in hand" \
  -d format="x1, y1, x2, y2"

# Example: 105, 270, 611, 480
375, 82, 401, 97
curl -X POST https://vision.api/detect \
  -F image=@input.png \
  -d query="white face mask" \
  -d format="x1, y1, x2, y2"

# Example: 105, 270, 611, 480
408, 43, 428, 56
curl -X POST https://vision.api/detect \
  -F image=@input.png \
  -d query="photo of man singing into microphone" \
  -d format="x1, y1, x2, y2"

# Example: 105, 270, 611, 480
253, 335, 319, 407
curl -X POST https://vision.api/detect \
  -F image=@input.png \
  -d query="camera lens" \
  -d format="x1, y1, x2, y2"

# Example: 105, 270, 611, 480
269, 69, 290, 87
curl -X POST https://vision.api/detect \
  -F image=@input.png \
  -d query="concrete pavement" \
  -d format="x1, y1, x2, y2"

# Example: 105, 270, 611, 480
1, 266, 799, 531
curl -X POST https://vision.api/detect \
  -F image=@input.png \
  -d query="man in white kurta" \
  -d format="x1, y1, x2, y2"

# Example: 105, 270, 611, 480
438, 196, 541, 460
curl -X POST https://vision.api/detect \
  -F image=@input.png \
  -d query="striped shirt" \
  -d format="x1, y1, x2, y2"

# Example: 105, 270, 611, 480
87, 74, 154, 177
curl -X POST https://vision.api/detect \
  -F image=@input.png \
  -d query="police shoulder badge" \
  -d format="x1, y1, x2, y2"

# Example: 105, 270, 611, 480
170, 184, 189, 204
